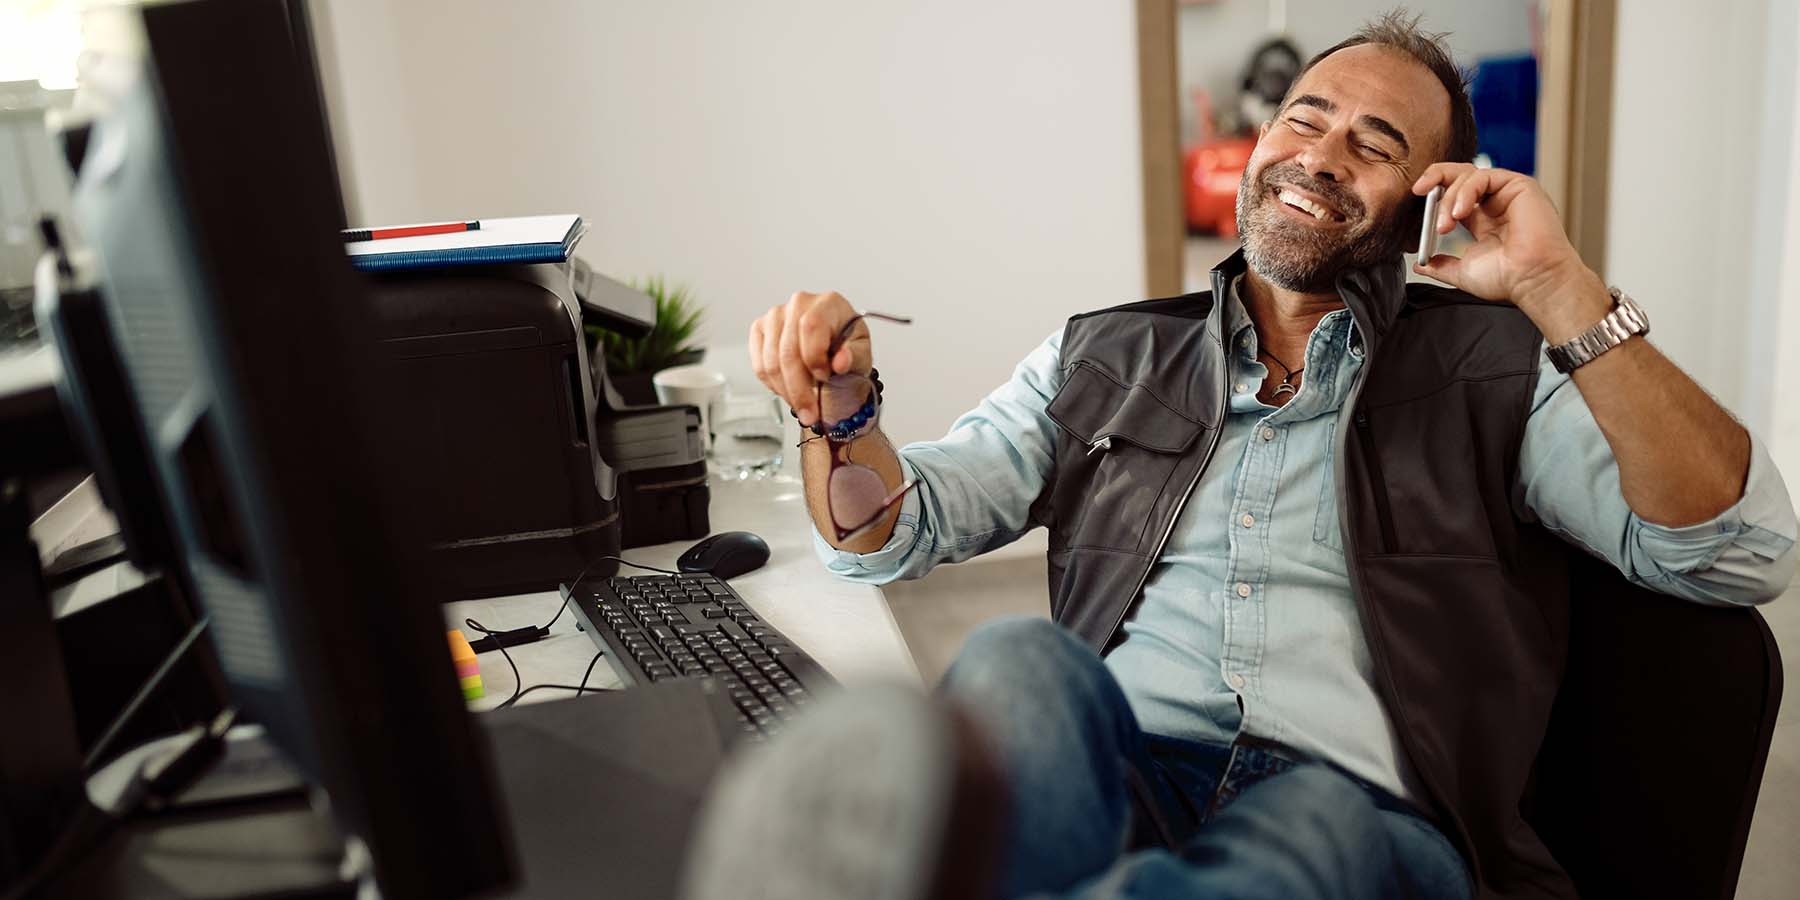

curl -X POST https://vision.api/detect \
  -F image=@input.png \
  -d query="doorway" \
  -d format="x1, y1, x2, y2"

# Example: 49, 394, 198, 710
1135, 0, 1615, 296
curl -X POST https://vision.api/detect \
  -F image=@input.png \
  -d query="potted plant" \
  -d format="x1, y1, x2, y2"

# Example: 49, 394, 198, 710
589, 275, 706, 406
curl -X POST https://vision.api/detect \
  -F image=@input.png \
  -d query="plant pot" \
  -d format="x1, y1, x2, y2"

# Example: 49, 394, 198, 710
611, 373, 659, 407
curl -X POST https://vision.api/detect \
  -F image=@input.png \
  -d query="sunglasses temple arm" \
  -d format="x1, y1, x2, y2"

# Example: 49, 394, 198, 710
833, 480, 919, 542
880, 480, 918, 506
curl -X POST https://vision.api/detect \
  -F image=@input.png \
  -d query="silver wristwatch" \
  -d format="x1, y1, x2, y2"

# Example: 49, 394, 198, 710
1545, 288, 1649, 374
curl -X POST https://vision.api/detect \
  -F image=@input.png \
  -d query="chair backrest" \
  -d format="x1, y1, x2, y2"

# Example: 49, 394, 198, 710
1527, 552, 1784, 899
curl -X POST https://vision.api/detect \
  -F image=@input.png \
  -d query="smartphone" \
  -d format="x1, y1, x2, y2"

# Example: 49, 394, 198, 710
1415, 185, 1445, 267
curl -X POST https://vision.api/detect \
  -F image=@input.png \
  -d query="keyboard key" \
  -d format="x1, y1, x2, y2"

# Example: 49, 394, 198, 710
700, 606, 729, 619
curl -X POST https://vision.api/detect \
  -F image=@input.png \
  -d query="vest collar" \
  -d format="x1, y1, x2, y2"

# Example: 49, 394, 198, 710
1210, 248, 1409, 358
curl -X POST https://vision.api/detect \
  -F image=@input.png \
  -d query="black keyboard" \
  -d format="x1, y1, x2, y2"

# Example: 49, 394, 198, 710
568, 572, 833, 741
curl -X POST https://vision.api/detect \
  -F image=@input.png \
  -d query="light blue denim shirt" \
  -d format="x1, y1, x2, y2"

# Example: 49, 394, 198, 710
815, 278, 1798, 803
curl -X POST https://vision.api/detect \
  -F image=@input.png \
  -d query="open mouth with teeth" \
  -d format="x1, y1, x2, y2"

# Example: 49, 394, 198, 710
1272, 186, 1348, 224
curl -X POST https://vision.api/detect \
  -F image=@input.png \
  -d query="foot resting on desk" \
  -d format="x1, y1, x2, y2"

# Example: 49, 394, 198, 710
678, 684, 1007, 900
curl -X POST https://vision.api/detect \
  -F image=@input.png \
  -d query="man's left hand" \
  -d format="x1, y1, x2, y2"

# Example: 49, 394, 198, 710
1411, 163, 1610, 341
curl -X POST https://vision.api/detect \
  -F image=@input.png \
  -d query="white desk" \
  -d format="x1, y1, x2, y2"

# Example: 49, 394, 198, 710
446, 475, 924, 711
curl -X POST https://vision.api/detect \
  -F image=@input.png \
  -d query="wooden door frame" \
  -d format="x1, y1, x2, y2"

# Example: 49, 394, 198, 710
1136, 0, 1185, 297
1135, 0, 1617, 295
1534, 0, 1616, 274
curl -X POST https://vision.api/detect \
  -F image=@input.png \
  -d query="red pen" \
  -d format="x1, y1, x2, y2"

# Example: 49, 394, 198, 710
342, 220, 481, 242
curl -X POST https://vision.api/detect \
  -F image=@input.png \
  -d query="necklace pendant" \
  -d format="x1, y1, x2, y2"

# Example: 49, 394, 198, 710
1273, 382, 1297, 398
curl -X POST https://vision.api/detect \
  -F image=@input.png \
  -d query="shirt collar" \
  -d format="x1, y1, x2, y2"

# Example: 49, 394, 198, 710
1222, 273, 1364, 360
1222, 273, 1364, 417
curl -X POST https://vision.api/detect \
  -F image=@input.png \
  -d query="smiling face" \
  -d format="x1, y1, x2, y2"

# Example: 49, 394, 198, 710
1234, 43, 1453, 293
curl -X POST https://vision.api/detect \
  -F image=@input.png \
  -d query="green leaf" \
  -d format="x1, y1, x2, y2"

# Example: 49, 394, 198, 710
598, 275, 707, 374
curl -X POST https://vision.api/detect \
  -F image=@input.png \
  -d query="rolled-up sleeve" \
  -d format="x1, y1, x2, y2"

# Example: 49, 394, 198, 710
1519, 354, 1798, 605
812, 330, 1066, 584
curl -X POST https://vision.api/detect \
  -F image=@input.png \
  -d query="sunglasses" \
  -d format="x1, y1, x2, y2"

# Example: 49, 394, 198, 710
810, 312, 915, 542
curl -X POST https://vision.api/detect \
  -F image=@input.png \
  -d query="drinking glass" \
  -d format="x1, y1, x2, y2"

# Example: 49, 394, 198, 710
710, 387, 787, 480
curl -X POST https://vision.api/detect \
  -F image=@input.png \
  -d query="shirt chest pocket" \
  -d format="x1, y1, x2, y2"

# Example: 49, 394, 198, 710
1044, 362, 1205, 554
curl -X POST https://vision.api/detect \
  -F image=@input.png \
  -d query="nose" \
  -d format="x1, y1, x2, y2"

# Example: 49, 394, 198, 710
1295, 139, 1347, 184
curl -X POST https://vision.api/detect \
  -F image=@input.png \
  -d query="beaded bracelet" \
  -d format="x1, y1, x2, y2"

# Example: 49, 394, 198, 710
791, 368, 883, 438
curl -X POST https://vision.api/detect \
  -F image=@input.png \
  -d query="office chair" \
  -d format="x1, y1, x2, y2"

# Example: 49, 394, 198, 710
1528, 551, 1786, 899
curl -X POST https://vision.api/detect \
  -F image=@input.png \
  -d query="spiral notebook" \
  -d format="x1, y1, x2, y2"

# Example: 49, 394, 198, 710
343, 214, 585, 272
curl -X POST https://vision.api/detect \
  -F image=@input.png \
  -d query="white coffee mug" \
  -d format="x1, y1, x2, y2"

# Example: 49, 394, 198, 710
653, 365, 727, 451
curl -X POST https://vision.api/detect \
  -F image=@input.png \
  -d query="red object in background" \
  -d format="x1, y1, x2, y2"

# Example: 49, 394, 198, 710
1182, 87, 1256, 237
1184, 138, 1256, 237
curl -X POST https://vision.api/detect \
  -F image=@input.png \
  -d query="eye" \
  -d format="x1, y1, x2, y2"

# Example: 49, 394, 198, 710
1359, 144, 1392, 161
1287, 117, 1322, 134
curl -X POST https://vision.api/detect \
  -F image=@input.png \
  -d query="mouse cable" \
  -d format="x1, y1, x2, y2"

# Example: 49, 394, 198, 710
539, 555, 683, 634
472, 556, 682, 706
506, 652, 614, 705
469, 626, 611, 710
575, 649, 605, 695
464, 616, 526, 709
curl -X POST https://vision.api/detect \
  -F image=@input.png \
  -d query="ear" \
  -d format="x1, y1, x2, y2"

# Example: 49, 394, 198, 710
1258, 120, 1271, 140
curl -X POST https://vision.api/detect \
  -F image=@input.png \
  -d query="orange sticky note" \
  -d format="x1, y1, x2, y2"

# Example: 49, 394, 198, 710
447, 629, 482, 699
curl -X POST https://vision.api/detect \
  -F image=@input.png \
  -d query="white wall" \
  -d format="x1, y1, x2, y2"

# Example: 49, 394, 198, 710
1605, 0, 1789, 423
313, 0, 1146, 447
1767, 1, 1800, 488
1177, 0, 1536, 141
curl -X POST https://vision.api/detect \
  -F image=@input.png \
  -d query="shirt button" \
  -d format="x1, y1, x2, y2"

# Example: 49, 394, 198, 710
1240, 513, 1255, 528
1260, 427, 1276, 441
1235, 382, 1248, 393
1235, 582, 1251, 598
1228, 673, 1247, 690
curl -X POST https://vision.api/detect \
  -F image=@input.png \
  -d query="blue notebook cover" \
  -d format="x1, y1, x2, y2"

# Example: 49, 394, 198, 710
345, 214, 584, 273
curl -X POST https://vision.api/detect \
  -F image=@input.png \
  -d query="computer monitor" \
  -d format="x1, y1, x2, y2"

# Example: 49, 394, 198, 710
66, 0, 515, 895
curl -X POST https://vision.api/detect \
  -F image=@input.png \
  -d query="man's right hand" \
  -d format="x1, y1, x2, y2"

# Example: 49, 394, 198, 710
749, 291, 873, 428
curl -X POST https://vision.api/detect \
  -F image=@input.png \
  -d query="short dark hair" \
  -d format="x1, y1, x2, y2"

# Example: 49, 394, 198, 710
1290, 10, 1478, 164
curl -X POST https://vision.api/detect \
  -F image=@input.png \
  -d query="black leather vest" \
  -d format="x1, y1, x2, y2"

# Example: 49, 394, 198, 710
1032, 252, 1576, 899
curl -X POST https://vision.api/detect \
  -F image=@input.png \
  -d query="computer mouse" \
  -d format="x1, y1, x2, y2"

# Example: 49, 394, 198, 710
677, 531, 770, 580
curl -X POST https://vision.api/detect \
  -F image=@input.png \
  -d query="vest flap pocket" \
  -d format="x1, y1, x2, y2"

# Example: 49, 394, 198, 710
1046, 362, 1203, 453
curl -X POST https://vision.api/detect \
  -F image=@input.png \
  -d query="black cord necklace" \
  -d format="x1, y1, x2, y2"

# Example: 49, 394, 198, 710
1262, 350, 1304, 398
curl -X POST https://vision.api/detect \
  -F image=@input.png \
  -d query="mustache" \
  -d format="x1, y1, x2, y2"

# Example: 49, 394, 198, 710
1256, 163, 1365, 220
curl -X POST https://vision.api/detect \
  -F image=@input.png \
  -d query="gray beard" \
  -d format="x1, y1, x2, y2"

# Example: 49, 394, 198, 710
1235, 170, 1409, 294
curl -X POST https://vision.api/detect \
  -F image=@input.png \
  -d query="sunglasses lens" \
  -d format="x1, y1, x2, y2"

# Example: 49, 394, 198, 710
818, 373, 874, 429
828, 461, 890, 531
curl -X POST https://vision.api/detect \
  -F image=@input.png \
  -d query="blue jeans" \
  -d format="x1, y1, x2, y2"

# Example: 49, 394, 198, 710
938, 616, 1473, 900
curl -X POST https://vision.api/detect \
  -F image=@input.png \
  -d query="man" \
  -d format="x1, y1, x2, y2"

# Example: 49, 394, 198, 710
684, 13, 1797, 900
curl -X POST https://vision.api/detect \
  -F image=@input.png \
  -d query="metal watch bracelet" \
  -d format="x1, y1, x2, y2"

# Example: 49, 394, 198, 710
1545, 288, 1649, 374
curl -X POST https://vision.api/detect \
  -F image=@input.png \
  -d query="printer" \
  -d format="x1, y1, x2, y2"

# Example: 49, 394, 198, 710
367, 261, 620, 599
366, 258, 709, 599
